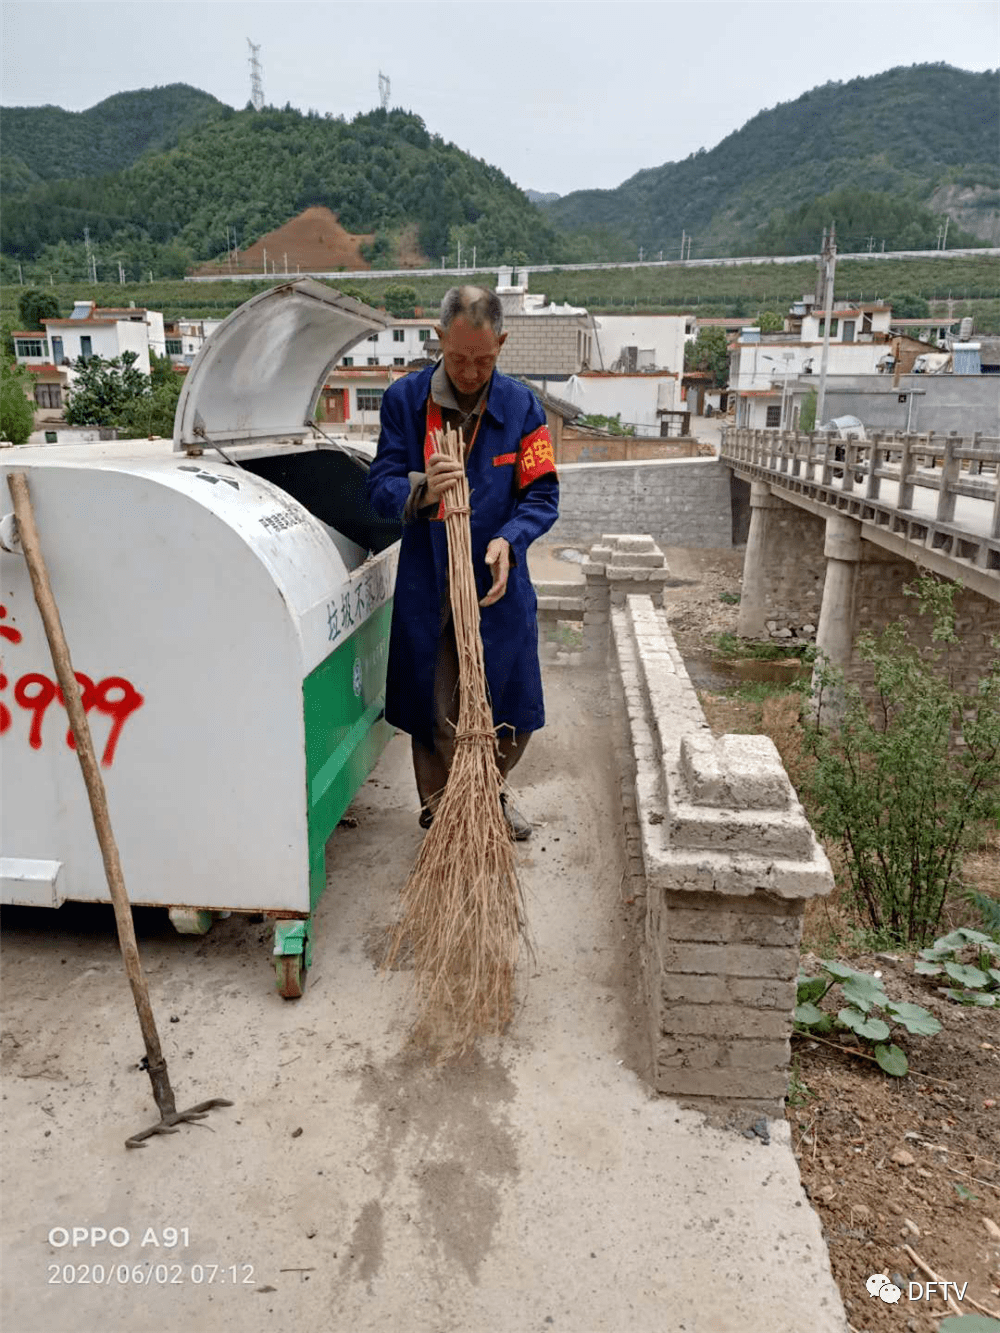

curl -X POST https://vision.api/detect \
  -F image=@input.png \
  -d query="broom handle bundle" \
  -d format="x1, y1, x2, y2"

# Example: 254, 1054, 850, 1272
434, 426, 498, 753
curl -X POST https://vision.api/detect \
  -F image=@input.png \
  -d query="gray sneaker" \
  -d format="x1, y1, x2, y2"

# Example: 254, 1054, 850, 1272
500, 793, 532, 841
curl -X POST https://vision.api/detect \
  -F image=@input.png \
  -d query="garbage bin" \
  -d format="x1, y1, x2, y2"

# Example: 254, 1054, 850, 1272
0, 280, 402, 996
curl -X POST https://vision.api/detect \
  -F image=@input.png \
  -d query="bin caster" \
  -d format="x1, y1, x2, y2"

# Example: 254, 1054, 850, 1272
276, 954, 307, 999
273, 919, 312, 1000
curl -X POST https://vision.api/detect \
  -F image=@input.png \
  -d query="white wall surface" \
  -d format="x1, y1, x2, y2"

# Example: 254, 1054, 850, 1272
592, 316, 687, 375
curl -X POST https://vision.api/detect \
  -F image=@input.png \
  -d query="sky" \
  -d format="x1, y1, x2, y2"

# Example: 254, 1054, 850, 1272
2, 0, 997, 197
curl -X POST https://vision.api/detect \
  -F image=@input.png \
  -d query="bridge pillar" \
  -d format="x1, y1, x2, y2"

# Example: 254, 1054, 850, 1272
813, 515, 863, 718
737, 482, 788, 638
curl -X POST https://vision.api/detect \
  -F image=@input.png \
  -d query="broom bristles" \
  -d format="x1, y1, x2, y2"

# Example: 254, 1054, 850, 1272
384, 423, 526, 1054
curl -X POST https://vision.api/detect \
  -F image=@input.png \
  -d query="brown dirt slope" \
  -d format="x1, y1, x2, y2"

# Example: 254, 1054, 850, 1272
191, 206, 373, 276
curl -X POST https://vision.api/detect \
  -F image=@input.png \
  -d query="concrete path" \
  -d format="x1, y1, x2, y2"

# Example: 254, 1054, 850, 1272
0, 662, 846, 1333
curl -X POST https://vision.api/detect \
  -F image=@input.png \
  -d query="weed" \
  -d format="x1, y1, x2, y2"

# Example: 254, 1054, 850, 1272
915, 926, 1000, 1006
794, 961, 941, 1076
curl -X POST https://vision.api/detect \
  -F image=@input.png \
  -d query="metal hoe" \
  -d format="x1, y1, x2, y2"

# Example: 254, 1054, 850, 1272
7, 472, 233, 1148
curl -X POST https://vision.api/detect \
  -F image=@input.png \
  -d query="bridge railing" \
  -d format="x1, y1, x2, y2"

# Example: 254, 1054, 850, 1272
722, 427, 1000, 542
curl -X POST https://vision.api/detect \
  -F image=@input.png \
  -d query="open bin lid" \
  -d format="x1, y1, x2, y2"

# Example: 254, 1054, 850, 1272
173, 278, 390, 451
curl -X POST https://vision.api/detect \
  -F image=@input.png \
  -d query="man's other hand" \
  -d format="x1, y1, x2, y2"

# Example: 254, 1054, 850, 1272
425, 451, 465, 504
480, 538, 511, 607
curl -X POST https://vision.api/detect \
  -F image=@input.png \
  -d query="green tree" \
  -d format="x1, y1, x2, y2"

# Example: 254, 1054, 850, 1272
0, 360, 36, 444
382, 283, 418, 318
684, 328, 730, 387
886, 292, 930, 319
799, 388, 817, 433
757, 310, 784, 332
113, 351, 182, 437
17, 288, 60, 330
63, 351, 149, 427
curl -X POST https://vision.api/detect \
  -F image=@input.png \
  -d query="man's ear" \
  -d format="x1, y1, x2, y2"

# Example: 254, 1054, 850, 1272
434, 325, 445, 341
498, 332, 508, 348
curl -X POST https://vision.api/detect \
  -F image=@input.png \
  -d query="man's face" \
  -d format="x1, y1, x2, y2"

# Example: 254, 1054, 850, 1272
436, 316, 507, 397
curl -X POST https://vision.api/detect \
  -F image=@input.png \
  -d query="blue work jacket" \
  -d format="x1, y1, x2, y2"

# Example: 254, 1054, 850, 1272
367, 363, 560, 751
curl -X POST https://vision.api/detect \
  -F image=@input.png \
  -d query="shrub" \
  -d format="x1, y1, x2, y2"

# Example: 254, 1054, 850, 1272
806, 577, 1000, 947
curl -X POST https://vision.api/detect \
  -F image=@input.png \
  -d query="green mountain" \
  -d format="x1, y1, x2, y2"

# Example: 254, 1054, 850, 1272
0, 101, 566, 281
1, 84, 230, 193
540, 64, 999, 254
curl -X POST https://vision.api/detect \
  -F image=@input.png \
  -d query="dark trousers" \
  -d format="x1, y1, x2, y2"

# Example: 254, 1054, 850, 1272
411, 618, 531, 814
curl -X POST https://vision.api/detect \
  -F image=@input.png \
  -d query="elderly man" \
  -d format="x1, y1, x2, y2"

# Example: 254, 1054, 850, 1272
366, 285, 559, 840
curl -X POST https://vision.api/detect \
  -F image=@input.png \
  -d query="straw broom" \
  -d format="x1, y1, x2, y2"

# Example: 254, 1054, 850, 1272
385, 423, 525, 1054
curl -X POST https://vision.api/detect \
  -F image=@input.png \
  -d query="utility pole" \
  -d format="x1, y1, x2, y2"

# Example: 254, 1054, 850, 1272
686, 234, 692, 261
472, 245, 476, 270
815, 222, 837, 429
941, 215, 949, 250
639, 246, 644, 262
17, 263, 23, 285
284, 252, 288, 274
84, 226, 96, 284
457, 240, 462, 269
680, 230, 686, 260
247, 39, 264, 111
263, 246, 267, 274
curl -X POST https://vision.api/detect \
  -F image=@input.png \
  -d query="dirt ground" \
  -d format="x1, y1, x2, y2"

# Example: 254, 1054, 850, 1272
191, 206, 374, 276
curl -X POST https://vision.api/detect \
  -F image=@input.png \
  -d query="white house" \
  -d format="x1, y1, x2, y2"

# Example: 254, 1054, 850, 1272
13, 301, 165, 417
337, 318, 434, 369
729, 302, 903, 430
165, 318, 224, 365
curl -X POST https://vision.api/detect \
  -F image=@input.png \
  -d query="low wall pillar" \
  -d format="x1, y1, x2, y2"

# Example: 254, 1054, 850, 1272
582, 534, 669, 661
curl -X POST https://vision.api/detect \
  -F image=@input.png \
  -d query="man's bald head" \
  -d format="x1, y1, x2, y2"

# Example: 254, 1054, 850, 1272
439, 286, 504, 337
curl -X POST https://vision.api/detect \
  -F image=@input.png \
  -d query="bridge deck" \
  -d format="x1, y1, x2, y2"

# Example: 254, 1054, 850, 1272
722, 428, 1000, 601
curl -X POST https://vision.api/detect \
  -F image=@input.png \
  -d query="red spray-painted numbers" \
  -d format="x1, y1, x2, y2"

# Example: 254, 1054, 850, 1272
0, 605, 144, 767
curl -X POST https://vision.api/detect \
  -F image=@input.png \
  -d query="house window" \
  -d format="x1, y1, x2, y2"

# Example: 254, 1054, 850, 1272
418, 329, 430, 340
765, 405, 781, 427
342, 356, 354, 367
392, 329, 405, 342
80, 336, 93, 362
166, 339, 183, 355
51, 336, 64, 363
818, 318, 839, 339
367, 357, 379, 366
393, 357, 405, 366
34, 383, 62, 408
356, 389, 385, 413
15, 338, 46, 358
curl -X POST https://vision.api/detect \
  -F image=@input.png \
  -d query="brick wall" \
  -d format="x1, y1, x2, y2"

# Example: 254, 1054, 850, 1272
849, 545, 1000, 694
557, 433, 700, 464
549, 458, 733, 549
499, 315, 590, 376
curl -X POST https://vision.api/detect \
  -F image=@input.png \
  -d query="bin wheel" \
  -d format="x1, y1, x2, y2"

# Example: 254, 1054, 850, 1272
276, 954, 307, 999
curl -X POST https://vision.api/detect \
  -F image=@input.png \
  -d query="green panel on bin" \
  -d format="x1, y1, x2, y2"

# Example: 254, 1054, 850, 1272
302, 599, 395, 911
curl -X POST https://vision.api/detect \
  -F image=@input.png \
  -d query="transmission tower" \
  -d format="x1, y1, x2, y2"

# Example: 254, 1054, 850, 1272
247, 39, 264, 111
378, 71, 390, 110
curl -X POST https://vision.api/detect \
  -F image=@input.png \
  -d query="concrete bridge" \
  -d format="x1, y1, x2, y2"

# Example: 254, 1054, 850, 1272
719, 427, 1000, 701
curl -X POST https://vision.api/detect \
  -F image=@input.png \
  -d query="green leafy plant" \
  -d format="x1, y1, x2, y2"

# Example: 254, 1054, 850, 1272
1, 359, 36, 444
806, 577, 1000, 946
785, 1057, 814, 1107
915, 927, 1000, 1006
718, 590, 741, 605
794, 960, 941, 1076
